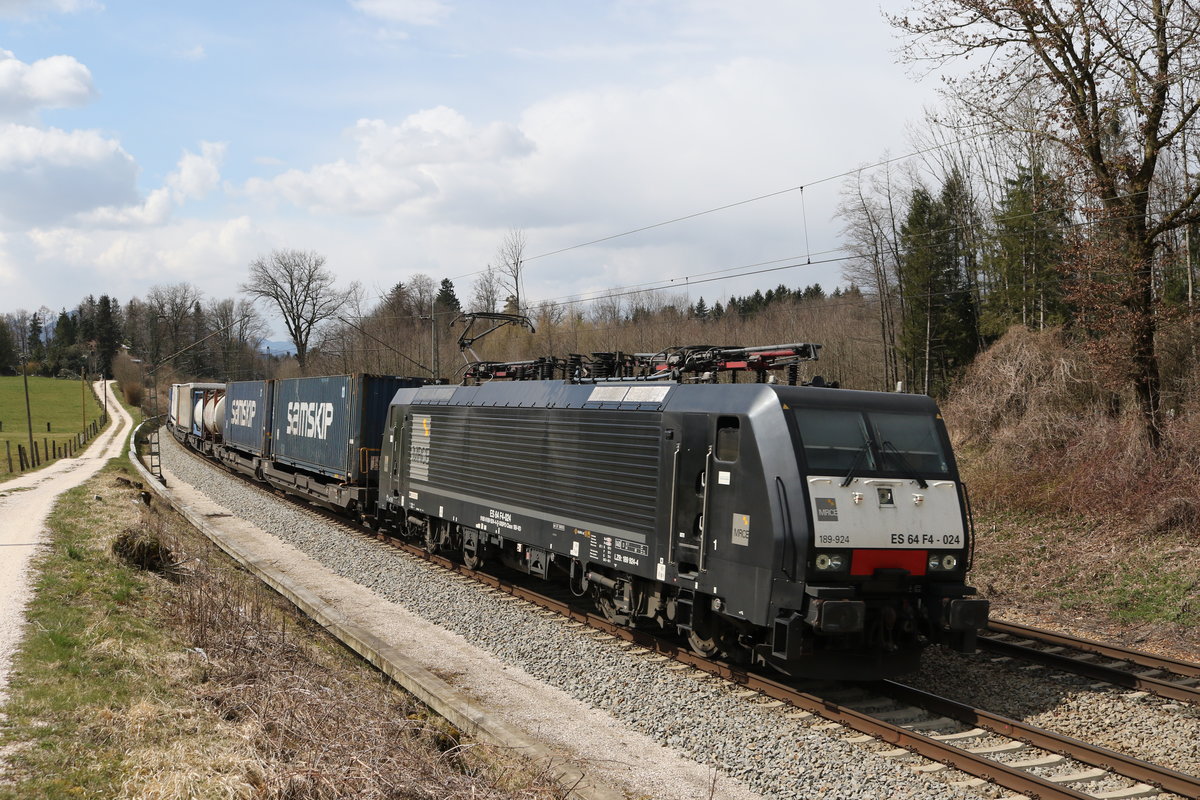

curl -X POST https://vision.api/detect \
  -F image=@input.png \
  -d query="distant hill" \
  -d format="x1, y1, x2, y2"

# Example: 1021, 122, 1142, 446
261, 340, 296, 356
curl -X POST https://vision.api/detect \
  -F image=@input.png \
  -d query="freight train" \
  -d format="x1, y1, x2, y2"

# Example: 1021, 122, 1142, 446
166, 346, 988, 679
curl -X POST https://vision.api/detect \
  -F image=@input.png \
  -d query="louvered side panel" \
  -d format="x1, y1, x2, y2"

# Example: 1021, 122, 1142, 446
420, 405, 661, 535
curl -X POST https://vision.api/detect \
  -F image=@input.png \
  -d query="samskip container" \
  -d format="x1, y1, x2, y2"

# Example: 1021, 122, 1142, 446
270, 374, 422, 483
222, 380, 273, 456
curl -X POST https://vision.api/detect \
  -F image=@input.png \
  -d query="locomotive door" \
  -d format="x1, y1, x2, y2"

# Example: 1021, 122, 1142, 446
671, 413, 711, 575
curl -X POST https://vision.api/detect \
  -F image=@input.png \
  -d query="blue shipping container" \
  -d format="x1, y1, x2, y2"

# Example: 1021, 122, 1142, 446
270, 374, 422, 483
222, 380, 273, 456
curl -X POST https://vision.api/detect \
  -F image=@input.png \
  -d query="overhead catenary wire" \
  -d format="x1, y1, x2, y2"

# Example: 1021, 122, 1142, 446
346, 193, 1186, 332
445, 132, 999, 285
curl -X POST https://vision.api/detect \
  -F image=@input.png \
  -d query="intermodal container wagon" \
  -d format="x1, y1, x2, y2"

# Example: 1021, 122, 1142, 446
168, 382, 225, 438
222, 380, 273, 456
270, 374, 423, 483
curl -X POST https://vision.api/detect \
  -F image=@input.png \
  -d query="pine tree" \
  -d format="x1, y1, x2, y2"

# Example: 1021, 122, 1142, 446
0, 317, 15, 374
897, 179, 980, 396
981, 166, 1068, 335
95, 295, 121, 376
435, 278, 461, 313
28, 313, 45, 363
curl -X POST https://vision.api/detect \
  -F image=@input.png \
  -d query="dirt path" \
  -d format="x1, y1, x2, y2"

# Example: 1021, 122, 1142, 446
0, 381, 132, 701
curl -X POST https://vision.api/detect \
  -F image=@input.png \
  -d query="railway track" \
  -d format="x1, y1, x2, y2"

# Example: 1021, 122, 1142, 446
404, 543, 1200, 799
979, 620, 1200, 705
169, 436, 1200, 800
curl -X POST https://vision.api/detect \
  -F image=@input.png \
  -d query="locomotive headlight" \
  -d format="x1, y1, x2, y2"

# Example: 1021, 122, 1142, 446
927, 552, 960, 572
814, 552, 846, 571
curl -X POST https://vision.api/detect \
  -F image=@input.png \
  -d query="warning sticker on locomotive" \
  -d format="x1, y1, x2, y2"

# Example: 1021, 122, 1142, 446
731, 513, 750, 546
410, 414, 431, 481
815, 498, 839, 522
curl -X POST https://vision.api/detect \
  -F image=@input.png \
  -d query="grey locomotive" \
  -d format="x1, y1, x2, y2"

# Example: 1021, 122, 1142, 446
376, 377, 988, 679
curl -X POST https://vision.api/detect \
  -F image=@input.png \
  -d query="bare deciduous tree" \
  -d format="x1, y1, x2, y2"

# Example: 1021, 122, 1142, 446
207, 297, 268, 379
470, 265, 501, 313
496, 228, 527, 314
146, 282, 204, 364
242, 249, 349, 372
893, 0, 1200, 445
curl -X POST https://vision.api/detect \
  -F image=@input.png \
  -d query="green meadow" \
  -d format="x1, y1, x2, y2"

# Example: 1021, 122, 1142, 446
0, 376, 107, 476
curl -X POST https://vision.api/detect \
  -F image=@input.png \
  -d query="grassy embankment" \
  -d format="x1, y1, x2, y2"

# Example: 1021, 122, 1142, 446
0, 376, 107, 477
0, 459, 566, 799
944, 327, 1200, 651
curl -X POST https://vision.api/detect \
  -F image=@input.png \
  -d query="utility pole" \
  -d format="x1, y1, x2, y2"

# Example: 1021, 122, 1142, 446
81, 356, 86, 436
431, 302, 440, 381
20, 353, 33, 464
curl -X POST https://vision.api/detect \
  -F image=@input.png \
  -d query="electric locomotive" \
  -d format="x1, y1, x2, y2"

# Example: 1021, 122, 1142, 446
376, 364, 988, 679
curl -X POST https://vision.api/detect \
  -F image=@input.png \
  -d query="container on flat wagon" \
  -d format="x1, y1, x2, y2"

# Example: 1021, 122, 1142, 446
270, 374, 422, 483
222, 380, 273, 456
168, 383, 224, 436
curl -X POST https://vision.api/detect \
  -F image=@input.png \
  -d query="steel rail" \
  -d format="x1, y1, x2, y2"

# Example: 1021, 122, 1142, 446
881, 681, 1200, 799
980, 636, 1200, 705
983, 619, 1200, 705
394, 543, 1175, 800
987, 619, 1200, 678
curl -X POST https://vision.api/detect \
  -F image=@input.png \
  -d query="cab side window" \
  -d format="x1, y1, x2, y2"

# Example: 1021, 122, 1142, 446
715, 417, 740, 462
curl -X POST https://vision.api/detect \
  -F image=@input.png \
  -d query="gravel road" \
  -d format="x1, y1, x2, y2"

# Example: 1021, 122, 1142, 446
0, 381, 130, 703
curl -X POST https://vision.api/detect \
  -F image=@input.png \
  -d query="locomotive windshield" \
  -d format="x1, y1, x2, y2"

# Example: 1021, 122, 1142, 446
794, 409, 950, 477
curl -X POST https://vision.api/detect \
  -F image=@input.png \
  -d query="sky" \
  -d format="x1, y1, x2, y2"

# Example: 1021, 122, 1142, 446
0, 0, 941, 332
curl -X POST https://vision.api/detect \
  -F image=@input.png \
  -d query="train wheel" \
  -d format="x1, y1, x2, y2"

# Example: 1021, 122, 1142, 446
686, 629, 725, 659
462, 532, 485, 570
595, 592, 623, 625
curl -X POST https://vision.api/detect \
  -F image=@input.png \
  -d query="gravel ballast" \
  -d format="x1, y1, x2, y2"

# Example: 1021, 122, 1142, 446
160, 436, 1000, 800
906, 645, 1200, 778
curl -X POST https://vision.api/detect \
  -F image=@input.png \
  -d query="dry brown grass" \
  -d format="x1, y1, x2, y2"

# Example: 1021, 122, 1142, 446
1, 465, 570, 800
129, 503, 569, 800
942, 325, 1200, 652
944, 325, 1200, 535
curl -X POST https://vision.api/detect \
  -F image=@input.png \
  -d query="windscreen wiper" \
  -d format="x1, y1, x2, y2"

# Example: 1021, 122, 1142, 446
880, 441, 928, 489
840, 442, 873, 487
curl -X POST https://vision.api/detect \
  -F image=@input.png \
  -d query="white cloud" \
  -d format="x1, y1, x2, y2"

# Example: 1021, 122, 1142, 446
0, 49, 95, 119
28, 215, 266, 295
0, 123, 137, 225
177, 44, 206, 61
0, 0, 101, 19
79, 141, 226, 227
168, 141, 225, 199
0, 232, 16, 284
244, 108, 531, 215
349, 0, 450, 26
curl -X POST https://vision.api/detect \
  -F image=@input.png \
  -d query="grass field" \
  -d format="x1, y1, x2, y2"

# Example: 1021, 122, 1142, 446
0, 375, 107, 476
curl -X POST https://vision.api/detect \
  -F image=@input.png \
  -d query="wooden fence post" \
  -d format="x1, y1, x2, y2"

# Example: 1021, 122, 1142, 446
5, 440, 11, 473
